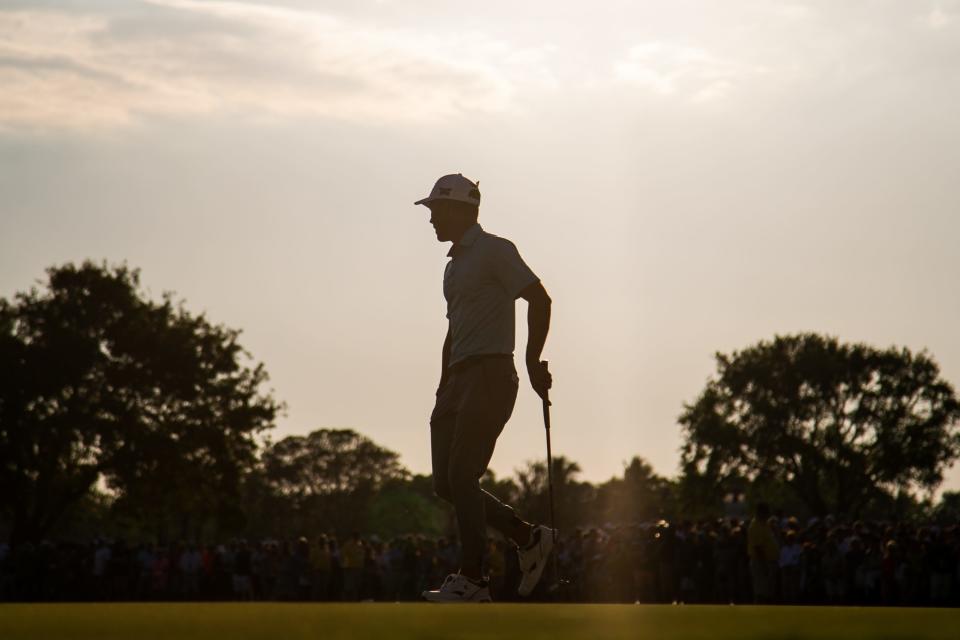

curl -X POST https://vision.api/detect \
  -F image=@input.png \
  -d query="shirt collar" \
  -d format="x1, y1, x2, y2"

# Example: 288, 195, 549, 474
447, 223, 483, 257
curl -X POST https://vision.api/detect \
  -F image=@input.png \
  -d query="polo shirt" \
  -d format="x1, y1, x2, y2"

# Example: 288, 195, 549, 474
444, 223, 538, 366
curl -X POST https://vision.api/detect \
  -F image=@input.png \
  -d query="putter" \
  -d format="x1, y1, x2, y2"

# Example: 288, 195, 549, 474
540, 361, 566, 596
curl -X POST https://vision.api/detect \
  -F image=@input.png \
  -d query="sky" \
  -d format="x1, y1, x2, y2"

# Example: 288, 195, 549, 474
2, 0, 960, 493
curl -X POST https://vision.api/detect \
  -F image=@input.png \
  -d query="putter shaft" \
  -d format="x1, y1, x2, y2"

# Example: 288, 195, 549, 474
541, 361, 561, 592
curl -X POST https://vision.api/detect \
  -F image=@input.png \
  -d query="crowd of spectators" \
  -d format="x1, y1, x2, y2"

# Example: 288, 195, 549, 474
2, 508, 958, 606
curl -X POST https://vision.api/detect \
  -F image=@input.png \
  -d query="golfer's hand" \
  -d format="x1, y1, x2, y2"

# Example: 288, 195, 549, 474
527, 358, 552, 401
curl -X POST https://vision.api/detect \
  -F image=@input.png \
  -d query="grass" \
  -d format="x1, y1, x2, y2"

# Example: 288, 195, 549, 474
1, 603, 959, 640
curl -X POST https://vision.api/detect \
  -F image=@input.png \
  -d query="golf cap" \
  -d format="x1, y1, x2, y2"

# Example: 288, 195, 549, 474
414, 173, 481, 207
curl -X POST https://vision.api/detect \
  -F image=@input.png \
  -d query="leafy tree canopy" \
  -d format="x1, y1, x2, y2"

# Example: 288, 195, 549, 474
256, 428, 409, 534
679, 333, 960, 517
0, 262, 280, 544
594, 457, 677, 524
514, 455, 594, 529
262, 428, 408, 497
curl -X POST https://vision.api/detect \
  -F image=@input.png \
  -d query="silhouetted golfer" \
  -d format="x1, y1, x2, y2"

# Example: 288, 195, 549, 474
415, 173, 555, 603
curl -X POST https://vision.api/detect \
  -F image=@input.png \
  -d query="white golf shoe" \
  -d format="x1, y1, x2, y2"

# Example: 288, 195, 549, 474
422, 573, 492, 603
517, 525, 556, 596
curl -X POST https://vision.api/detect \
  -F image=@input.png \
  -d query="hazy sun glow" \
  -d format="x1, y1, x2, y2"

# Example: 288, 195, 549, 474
2, 0, 960, 492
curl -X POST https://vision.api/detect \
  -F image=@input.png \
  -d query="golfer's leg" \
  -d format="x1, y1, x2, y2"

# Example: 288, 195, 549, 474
476, 358, 522, 537
429, 381, 458, 504
448, 360, 519, 575
448, 407, 498, 577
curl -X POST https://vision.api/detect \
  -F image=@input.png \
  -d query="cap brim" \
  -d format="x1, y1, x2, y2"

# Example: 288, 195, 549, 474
415, 196, 479, 206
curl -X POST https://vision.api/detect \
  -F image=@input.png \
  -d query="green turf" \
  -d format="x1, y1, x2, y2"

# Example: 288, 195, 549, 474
1, 603, 958, 640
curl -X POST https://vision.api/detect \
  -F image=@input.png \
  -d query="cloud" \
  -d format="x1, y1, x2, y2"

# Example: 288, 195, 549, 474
923, 5, 956, 30
5, 0, 960, 131
609, 2, 960, 106
613, 42, 761, 103
0, 1, 556, 131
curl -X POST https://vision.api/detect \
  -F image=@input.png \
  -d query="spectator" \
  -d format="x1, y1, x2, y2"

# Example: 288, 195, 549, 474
276, 541, 299, 600
309, 536, 331, 601
258, 542, 280, 600
487, 540, 506, 601
2, 515, 959, 606
92, 539, 112, 600
340, 532, 364, 601
179, 543, 202, 599
0, 542, 12, 600
747, 503, 779, 603
779, 530, 802, 603
232, 541, 253, 601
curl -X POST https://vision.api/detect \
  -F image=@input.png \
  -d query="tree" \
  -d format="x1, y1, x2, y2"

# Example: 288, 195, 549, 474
679, 334, 960, 517
515, 456, 595, 529
481, 469, 519, 508
932, 491, 960, 525
594, 457, 677, 524
258, 428, 409, 534
366, 480, 448, 538
0, 262, 280, 544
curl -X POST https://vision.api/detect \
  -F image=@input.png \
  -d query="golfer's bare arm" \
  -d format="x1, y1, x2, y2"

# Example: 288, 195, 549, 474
519, 281, 552, 398
438, 326, 451, 391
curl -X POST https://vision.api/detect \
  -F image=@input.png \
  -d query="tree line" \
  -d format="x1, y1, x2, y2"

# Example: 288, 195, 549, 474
2, 262, 959, 546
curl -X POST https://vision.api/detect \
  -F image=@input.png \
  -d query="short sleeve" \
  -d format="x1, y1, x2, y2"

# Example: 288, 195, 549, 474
488, 237, 538, 298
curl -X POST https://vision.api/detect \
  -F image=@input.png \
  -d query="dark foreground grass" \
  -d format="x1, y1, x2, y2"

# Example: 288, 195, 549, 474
1, 603, 958, 640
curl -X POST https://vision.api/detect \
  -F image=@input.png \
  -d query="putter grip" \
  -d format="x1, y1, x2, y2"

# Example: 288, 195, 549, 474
540, 360, 551, 406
